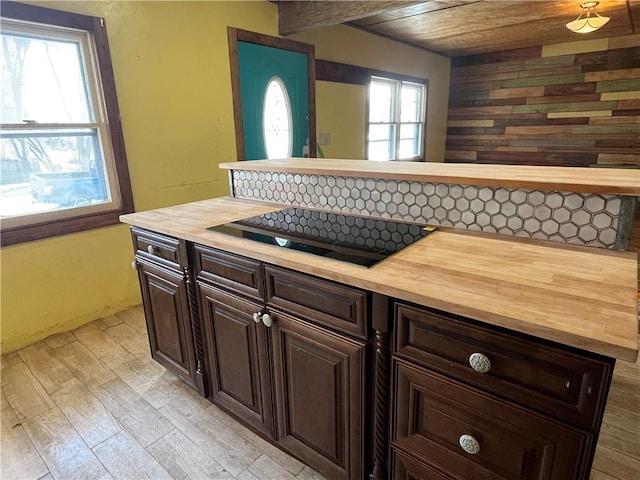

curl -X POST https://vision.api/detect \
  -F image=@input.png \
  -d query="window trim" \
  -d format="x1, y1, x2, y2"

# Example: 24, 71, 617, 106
227, 27, 317, 161
366, 71, 428, 162
0, 1, 134, 246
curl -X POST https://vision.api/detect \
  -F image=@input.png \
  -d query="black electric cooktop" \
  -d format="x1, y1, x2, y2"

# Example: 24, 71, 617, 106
208, 207, 436, 268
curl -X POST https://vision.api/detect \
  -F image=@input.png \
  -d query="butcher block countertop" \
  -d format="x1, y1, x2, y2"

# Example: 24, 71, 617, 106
220, 159, 640, 196
121, 197, 639, 362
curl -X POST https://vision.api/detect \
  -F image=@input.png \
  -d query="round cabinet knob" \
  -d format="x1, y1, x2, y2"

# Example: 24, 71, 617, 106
468, 352, 491, 374
261, 313, 273, 328
459, 434, 480, 455
131, 261, 137, 270
147, 245, 156, 255
253, 313, 261, 323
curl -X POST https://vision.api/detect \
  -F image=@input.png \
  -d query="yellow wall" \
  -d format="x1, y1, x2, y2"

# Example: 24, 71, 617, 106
292, 25, 451, 162
1, 226, 141, 349
1, 1, 279, 353
1, 2, 451, 353
316, 82, 366, 159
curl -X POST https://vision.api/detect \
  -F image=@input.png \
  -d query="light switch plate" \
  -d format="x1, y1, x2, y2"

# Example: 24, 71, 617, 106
318, 132, 331, 145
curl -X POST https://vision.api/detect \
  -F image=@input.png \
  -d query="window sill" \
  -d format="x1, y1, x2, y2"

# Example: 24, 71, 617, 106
1, 206, 133, 246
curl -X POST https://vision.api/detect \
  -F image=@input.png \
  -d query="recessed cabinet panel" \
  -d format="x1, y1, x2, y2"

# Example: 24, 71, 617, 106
286, 333, 340, 459
149, 276, 185, 363
394, 302, 612, 430
137, 258, 195, 386
265, 265, 367, 339
393, 360, 590, 480
271, 311, 365, 480
199, 284, 274, 438
214, 311, 256, 404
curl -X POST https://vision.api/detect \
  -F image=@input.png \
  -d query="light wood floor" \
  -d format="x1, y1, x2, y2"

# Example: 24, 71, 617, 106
1, 306, 638, 480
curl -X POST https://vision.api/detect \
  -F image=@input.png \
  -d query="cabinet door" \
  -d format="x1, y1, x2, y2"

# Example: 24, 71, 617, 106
198, 284, 274, 438
137, 258, 196, 386
270, 311, 366, 480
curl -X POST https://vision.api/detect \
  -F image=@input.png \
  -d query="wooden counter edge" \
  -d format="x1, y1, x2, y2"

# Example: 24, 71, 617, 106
219, 159, 640, 196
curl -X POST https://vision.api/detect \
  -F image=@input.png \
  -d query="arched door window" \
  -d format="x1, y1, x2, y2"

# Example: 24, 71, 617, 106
263, 77, 293, 159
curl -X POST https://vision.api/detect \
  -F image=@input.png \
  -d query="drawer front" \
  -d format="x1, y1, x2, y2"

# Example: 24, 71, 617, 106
392, 449, 454, 480
193, 245, 264, 302
394, 302, 612, 430
132, 228, 186, 270
392, 360, 591, 480
265, 265, 367, 339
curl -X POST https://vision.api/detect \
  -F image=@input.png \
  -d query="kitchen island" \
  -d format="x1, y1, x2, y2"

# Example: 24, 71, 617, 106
121, 160, 638, 480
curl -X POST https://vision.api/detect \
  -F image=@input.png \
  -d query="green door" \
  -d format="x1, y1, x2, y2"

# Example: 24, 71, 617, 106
230, 29, 316, 161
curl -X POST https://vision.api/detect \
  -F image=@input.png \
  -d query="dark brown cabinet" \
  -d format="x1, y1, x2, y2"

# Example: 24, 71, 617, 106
130, 226, 616, 480
194, 244, 368, 480
391, 302, 614, 480
133, 230, 198, 390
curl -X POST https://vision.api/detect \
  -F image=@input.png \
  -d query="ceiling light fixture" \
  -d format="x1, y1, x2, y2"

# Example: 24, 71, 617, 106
566, 1, 610, 34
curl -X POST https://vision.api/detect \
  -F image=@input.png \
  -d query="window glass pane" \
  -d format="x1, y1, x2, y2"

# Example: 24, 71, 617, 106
263, 77, 292, 159
369, 80, 394, 123
400, 83, 422, 123
0, 129, 110, 218
368, 123, 393, 142
368, 124, 396, 161
1, 31, 93, 123
398, 124, 422, 159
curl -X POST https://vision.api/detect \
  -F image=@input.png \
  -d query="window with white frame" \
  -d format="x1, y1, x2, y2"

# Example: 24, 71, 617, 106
367, 76, 426, 161
0, 2, 133, 245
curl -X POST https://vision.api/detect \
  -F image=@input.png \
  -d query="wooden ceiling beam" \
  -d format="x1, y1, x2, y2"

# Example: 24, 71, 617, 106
277, 0, 421, 35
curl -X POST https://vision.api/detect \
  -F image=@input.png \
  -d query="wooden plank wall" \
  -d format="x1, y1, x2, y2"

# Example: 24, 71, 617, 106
445, 35, 640, 167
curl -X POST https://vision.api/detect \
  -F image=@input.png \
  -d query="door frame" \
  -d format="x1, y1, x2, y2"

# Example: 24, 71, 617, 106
228, 27, 317, 161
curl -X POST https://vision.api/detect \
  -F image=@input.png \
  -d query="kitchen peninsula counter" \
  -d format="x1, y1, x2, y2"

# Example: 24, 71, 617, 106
120, 196, 638, 362
220, 158, 640, 195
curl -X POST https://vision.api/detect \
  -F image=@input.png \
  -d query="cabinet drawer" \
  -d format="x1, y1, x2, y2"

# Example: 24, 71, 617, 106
394, 302, 612, 430
392, 360, 591, 480
193, 245, 264, 302
392, 449, 454, 480
132, 228, 186, 270
265, 265, 367, 339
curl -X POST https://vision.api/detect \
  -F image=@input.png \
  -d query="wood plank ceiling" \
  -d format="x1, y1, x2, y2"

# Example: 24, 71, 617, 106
278, 1, 639, 57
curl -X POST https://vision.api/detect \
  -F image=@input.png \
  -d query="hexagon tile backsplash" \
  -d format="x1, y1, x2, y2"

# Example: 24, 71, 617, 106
231, 171, 632, 249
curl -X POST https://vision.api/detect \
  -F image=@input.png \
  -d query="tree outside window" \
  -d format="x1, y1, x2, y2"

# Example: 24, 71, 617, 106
0, 2, 133, 246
